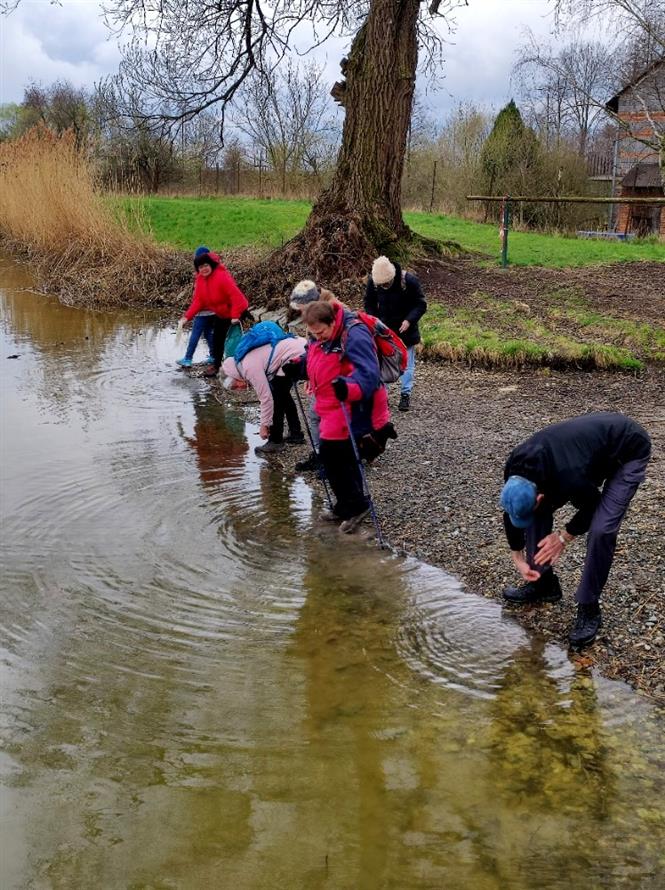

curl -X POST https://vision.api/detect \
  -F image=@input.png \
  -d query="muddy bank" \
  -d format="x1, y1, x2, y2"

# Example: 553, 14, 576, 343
367, 363, 665, 703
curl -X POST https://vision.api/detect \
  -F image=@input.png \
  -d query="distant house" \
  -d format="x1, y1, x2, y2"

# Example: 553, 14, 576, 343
606, 59, 664, 237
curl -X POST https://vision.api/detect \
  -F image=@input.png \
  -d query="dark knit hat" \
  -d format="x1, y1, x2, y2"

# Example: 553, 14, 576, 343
193, 245, 214, 269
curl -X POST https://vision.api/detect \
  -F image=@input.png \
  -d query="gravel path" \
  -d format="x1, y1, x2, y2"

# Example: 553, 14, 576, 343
366, 362, 665, 703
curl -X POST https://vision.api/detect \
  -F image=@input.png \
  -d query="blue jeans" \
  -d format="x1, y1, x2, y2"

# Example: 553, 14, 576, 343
400, 345, 416, 395
184, 315, 215, 361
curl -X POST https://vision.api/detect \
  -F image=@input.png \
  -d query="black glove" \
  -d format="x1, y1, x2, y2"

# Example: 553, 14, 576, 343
281, 358, 303, 380
331, 376, 348, 401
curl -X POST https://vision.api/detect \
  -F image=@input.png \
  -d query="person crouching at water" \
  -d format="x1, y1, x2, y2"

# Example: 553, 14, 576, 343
295, 300, 394, 534
221, 336, 307, 456
180, 247, 249, 379
500, 412, 651, 649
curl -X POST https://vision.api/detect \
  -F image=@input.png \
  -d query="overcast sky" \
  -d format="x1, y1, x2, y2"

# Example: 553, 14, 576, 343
0, 0, 595, 117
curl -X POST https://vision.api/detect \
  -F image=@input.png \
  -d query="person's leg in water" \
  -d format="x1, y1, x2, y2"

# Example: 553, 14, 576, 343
319, 439, 369, 523
204, 317, 231, 377
280, 380, 304, 443
201, 315, 215, 363
295, 396, 321, 471
177, 315, 206, 367
398, 345, 416, 412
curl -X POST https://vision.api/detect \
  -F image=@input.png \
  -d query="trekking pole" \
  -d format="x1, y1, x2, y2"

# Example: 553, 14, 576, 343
292, 382, 334, 511
340, 402, 387, 549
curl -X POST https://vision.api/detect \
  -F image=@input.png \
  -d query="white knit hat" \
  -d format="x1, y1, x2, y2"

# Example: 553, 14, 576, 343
289, 279, 320, 308
371, 256, 396, 286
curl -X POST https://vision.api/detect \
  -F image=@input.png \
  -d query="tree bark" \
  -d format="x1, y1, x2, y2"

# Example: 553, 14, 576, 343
289, 0, 421, 280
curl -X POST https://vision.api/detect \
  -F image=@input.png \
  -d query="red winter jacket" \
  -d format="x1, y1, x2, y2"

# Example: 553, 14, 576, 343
305, 303, 389, 441
184, 254, 248, 321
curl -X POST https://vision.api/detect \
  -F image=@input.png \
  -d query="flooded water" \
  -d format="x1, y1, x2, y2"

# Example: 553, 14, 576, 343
1, 253, 664, 889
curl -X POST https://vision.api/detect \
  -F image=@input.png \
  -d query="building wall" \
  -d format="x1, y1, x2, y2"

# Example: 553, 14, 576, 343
615, 65, 665, 178
616, 188, 665, 237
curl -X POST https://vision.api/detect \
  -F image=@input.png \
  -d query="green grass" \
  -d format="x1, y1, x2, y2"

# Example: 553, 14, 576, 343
132, 196, 311, 251
419, 295, 659, 371
404, 212, 665, 267
127, 196, 665, 267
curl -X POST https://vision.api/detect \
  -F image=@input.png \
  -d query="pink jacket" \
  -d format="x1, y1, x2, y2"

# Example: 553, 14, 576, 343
222, 337, 307, 428
306, 304, 388, 441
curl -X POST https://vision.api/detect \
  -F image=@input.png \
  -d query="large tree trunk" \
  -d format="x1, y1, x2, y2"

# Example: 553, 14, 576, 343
321, 0, 419, 241
241, 0, 454, 308
275, 0, 421, 287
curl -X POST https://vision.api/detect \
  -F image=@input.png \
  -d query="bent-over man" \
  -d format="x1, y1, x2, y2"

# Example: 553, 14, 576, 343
500, 412, 651, 649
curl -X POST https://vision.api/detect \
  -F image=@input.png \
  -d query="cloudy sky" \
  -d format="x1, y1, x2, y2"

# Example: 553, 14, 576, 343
0, 0, 594, 116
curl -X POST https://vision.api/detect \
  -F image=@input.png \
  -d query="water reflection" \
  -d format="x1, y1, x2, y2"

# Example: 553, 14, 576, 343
1, 255, 664, 889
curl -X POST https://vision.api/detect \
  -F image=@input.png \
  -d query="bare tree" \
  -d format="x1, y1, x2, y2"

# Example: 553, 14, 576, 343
233, 60, 337, 196
95, 0, 468, 288
514, 37, 613, 155
552, 0, 665, 179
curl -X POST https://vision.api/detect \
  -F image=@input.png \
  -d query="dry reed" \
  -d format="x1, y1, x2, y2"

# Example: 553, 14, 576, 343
0, 126, 190, 309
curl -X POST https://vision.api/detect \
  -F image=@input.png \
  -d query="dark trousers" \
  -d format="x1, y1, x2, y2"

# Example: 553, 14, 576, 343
319, 439, 369, 520
269, 376, 302, 444
525, 456, 650, 605
211, 317, 232, 371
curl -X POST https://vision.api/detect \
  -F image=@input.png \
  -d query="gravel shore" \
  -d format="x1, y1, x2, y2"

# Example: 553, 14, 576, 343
214, 357, 664, 702
366, 362, 665, 703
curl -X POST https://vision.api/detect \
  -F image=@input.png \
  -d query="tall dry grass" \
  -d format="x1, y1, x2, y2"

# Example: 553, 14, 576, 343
0, 126, 189, 309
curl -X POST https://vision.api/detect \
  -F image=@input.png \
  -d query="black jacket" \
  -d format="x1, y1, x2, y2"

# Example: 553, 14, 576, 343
503, 412, 651, 550
364, 262, 427, 347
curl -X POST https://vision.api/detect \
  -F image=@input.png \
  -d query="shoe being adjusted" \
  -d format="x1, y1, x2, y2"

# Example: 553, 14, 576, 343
255, 441, 286, 456
398, 393, 411, 412
339, 508, 371, 534
284, 431, 306, 444
569, 603, 602, 649
503, 571, 563, 605
295, 451, 320, 472
176, 357, 193, 368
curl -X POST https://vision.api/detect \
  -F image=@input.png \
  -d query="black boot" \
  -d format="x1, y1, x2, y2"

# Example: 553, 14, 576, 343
503, 571, 562, 605
284, 431, 306, 444
295, 451, 320, 472
398, 393, 410, 412
569, 603, 602, 649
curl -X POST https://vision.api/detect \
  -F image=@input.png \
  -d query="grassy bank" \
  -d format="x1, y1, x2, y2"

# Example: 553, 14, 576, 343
420, 286, 665, 371
0, 129, 188, 309
134, 195, 665, 267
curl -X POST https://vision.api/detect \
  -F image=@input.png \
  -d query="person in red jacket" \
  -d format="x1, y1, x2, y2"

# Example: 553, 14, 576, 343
181, 247, 249, 378
292, 300, 395, 534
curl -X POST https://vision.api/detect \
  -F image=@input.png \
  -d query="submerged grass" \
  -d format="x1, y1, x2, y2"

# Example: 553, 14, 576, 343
0, 128, 189, 309
420, 294, 659, 371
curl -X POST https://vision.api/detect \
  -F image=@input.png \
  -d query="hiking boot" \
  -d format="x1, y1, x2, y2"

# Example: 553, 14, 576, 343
284, 431, 306, 445
319, 508, 339, 522
295, 451, 320, 472
503, 572, 562, 605
176, 357, 193, 368
569, 603, 602, 649
255, 441, 285, 456
398, 393, 411, 412
339, 508, 370, 534
203, 366, 219, 378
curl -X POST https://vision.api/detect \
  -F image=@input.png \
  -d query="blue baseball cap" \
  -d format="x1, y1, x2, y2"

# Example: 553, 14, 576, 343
500, 475, 538, 528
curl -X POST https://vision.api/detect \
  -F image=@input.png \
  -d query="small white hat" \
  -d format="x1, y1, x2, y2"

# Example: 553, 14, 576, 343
371, 256, 396, 286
